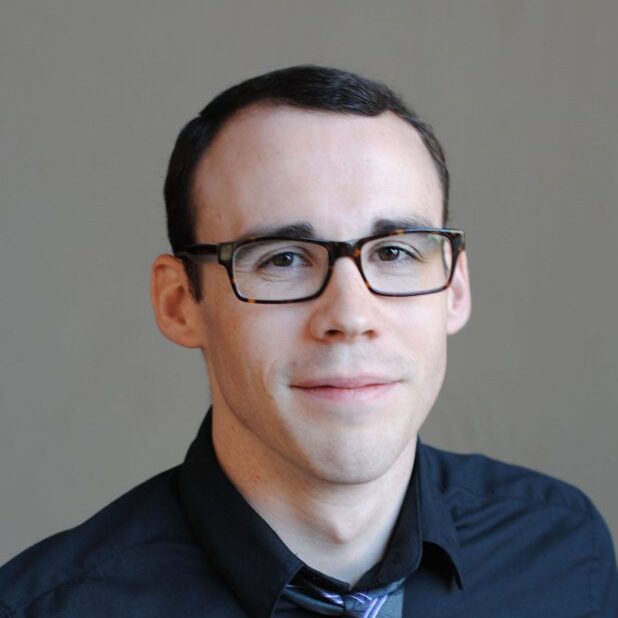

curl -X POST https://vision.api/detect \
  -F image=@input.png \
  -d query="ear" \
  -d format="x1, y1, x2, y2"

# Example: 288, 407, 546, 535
446, 250, 472, 335
151, 254, 202, 349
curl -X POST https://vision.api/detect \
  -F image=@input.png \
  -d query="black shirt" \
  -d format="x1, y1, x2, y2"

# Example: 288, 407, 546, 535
1, 412, 616, 617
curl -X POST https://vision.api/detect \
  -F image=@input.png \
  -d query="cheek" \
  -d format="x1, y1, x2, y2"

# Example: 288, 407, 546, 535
202, 299, 302, 387
400, 298, 448, 379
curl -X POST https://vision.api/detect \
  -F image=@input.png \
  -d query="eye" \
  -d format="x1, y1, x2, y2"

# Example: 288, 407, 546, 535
259, 250, 309, 269
377, 246, 405, 261
373, 245, 419, 262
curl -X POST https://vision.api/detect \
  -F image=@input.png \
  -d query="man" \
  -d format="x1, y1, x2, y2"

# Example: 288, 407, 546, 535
1, 65, 616, 617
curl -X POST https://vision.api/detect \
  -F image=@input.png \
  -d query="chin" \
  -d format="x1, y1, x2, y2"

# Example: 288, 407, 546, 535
275, 397, 425, 484
308, 461, 401, 486
298, 438, 415, 486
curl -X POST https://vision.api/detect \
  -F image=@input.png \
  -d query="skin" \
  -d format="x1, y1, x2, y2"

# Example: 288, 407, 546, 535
151, 106, 471, 584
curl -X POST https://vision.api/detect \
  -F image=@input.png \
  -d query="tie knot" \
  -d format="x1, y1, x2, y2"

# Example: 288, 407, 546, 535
341, 592, 379, 617
281, 574, 405, 617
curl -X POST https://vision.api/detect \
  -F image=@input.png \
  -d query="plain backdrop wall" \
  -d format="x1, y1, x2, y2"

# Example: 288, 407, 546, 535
1, 0, 616, 563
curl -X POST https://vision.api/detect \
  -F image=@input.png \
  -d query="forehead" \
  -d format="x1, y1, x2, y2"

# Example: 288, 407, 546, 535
192, 105, 443, 241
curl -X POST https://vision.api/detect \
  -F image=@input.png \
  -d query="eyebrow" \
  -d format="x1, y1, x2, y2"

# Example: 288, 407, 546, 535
371, 216, 437, 234
240, 222, 316, 241
239, 215, 438, 242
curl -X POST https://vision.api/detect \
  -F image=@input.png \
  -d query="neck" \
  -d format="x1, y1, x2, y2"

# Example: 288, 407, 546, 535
211, 406, 417, 586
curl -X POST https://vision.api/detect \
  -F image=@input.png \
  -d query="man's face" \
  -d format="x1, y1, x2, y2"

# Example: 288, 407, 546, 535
189, 106, 469, 485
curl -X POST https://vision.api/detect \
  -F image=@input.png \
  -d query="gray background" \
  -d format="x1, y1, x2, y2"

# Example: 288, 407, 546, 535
1, 0, 616, 563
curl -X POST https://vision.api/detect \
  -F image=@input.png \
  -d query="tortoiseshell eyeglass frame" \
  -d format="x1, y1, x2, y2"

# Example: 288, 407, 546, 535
175, 228, 465, 304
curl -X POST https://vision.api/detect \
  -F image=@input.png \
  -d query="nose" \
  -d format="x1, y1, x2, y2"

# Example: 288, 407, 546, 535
307, 257, 381, 342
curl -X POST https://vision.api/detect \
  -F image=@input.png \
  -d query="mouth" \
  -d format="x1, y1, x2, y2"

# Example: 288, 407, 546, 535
291, 376, 400, 403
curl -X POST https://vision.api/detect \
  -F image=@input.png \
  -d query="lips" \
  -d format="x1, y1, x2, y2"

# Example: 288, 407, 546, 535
292, 376, 399, 403
294, 376, 395, 389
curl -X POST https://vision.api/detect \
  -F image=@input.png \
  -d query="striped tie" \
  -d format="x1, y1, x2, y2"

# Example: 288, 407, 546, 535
281, 575, 405, 617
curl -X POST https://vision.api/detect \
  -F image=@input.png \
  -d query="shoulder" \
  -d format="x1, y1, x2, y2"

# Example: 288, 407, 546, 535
0, 468, 233, 617
421, 443, 618, 613
421, 443, 593, 514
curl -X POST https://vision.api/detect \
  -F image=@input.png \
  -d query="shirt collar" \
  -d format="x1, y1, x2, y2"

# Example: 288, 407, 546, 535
179, 412, 303, 618
353, 435, 464, 591
415, 439, 465, 590
179, 411, 463, 618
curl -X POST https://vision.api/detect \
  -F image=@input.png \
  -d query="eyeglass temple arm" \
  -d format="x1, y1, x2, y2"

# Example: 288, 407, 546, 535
175, 244, 219, 263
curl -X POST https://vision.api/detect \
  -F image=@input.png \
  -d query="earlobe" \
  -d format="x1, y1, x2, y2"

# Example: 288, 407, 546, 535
446, 251, 472, 335
151, 254, 202, 349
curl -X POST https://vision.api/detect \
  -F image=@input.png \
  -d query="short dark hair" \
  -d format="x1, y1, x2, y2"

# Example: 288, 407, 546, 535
164, 65, 450, 300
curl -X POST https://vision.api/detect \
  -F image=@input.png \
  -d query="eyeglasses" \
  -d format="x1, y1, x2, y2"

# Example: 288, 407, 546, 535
176, 228, 465, 304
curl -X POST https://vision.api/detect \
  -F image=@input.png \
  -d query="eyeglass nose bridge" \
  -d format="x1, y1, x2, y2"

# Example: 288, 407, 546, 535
327, 240, 362, 261
321, 240, 371, 291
